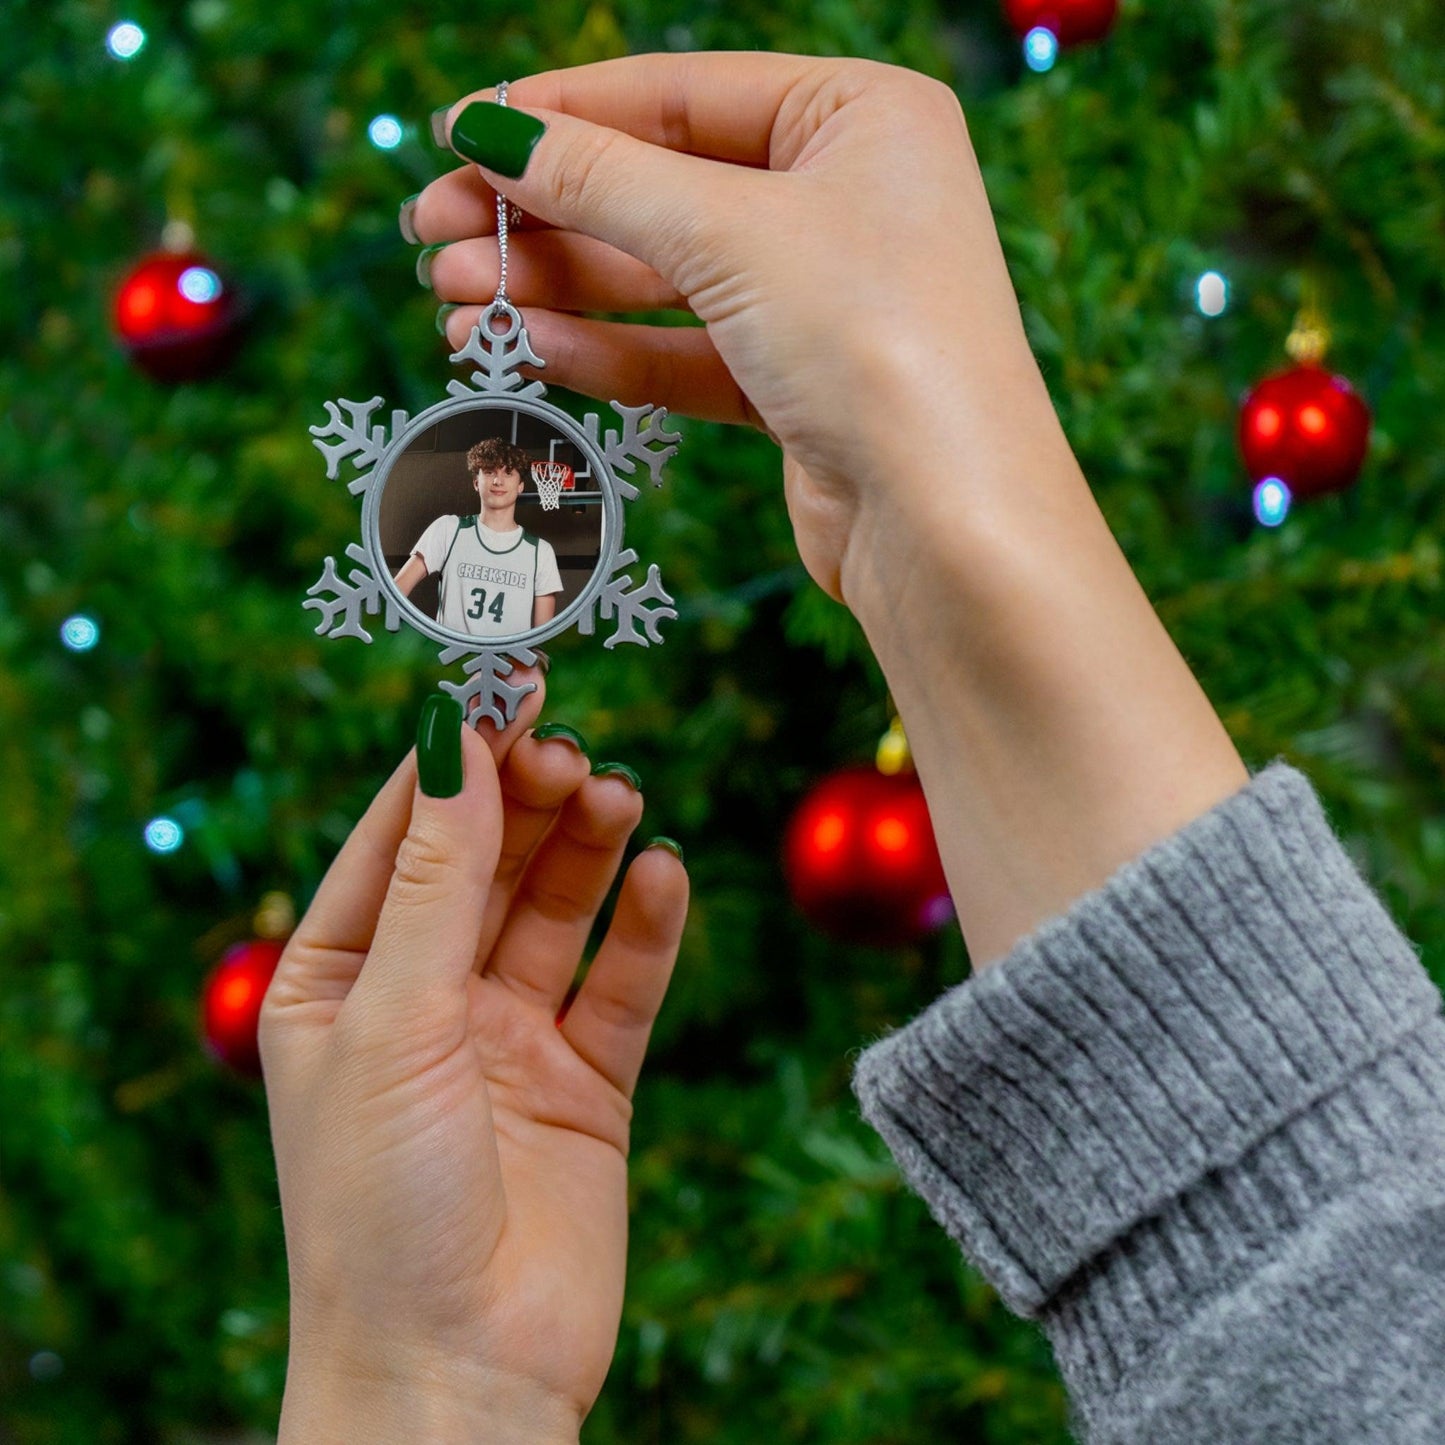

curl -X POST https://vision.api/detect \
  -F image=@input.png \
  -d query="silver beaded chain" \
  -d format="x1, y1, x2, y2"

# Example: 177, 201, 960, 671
491, 81, 521, 318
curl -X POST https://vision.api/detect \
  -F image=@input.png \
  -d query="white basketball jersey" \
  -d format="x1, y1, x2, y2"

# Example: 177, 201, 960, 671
436, 517, 541, 637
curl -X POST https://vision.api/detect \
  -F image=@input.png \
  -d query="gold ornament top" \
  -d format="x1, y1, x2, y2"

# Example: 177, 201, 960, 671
253, 890, 297, 940
875, 716, 913, 776
1285, 297, 1331, 365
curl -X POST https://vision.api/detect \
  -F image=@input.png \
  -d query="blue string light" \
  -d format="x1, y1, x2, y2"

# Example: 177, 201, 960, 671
1253, 478, 1292, 528
60, 615, 100, 651
144, 817, 185, 854
368, 114, 404, 150
1024, 27, 1059, 72
106, 21, 146, 59
178, 266, 223, 303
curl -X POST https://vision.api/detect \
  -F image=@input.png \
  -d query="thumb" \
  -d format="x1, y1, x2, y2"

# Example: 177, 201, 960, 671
349, 695, 504, 1016
441, 96, 756, 289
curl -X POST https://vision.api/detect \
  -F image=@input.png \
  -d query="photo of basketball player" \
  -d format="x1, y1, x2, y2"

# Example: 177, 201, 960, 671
391, 437, 564, 638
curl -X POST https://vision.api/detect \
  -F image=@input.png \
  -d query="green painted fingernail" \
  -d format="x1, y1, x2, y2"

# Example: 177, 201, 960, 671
417, 695, 464, 798
591, 760, 641, 791
430, 105, 452, 148
644, 836, 684, 864
533, 722, 589, 755
435, 303, 460, 337
416, 242, 448, 290
398, 193, 421, 245
450, 101, 546, 179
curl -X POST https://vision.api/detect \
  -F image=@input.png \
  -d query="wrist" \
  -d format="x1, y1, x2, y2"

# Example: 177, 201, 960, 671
838, 339, 1082, 642
280, 1339, 582, 1445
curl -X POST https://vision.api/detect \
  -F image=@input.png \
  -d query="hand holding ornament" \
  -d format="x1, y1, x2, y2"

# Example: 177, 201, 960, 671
261, 675, 687, 1444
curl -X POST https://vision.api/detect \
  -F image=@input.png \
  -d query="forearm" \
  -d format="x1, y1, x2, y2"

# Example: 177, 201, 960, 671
841, 355, 1248, 970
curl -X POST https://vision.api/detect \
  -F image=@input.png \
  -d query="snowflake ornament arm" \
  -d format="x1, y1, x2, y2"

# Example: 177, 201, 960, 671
579, 550, 678, 648
584, 403, 681, 500
303, 543, 399, 643
437, 644, 540, 730
448, 314, 547, 400
309, 399, 410, 493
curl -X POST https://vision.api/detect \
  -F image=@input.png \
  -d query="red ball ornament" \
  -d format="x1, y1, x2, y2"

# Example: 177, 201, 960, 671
200, 939, 283, 1077
1003, 0, 1118, 46
113, 249, 241, 383
784, 766, 953, 947
1238, 362, 1371, 500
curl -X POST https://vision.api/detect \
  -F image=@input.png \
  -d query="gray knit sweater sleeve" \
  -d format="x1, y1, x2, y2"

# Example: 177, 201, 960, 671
851, 759, 1445, 1443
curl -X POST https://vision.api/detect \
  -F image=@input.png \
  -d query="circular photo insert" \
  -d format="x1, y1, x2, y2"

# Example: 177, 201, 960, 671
376, 405, 605, 649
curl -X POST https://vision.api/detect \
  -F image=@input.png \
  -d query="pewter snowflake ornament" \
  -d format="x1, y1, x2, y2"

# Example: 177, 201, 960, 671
304, 303, 680, 728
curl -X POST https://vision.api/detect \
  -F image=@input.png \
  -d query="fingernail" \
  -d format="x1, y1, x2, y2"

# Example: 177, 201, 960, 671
416, 242, 448, 290
450, 101, 546, 179
591, 760, 641, 791
417, 694, 464, 798
398, 193, 421, 245
435, 302, 460, 337
429, 105, 452, 148
532, 722, 589, 756
644, 836, 684, 864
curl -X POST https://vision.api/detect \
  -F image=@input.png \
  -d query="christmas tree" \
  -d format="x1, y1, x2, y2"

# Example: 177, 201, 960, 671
4, 0, 1443, 1440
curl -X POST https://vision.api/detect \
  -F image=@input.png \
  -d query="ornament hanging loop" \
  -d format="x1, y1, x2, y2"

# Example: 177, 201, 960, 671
481, 299, 523, 342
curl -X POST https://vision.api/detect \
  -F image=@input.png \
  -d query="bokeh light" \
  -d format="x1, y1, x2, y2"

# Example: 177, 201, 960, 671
1196, 270, 1229, 317
811, 811, 847, 856
1024, 27, 1059, 72
60, 615, 100, 651
144, 817, 185, 853
368, 114, 404, 149
28, 1351, 63, 1382
1253, 477, 1292, 528
178, 266, 223, 303
106, 21, 145, 59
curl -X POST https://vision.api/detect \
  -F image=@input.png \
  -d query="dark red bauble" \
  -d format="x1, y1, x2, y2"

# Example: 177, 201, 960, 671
113, 250, 241, 383
1238, 362, 1371, 500
784, 767, 953, 947
1003, 0, 1118, 45
200, 939, 284, 1077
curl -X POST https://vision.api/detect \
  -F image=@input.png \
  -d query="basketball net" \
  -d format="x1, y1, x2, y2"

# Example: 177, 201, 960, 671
531, 460, 573, 512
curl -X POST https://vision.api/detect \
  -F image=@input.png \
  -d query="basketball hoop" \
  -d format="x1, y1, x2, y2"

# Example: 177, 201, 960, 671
531, 460, 573, 512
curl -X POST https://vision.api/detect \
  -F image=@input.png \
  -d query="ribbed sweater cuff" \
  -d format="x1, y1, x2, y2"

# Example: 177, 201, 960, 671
851, 759, 1442, 1322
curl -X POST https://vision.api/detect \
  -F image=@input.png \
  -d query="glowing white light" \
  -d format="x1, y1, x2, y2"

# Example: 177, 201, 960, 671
1253, 477, 1292, 528
178, 266, 222, 303
368, 114, 404, 150
106, 22, 146, 59
1196, 271, 1229, 317
61, 615, 100, 651
144, 817, 185, 853
1024, 26, 1059, 72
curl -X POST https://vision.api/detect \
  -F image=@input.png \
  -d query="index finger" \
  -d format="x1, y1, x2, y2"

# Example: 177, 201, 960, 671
463, 51, 855, 168
411, 55, 893, 256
